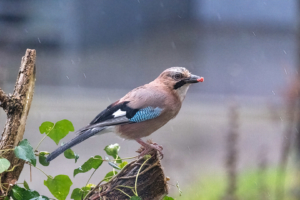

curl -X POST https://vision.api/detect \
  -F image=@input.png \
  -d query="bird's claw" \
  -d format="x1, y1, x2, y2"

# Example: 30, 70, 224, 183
138, 143, 164, 159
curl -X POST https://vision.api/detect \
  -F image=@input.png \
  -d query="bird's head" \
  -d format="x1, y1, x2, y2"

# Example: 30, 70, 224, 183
156, 67, 204, 101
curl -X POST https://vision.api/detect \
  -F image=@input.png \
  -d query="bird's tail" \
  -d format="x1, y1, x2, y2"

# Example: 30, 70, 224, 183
46, 127, 105, 162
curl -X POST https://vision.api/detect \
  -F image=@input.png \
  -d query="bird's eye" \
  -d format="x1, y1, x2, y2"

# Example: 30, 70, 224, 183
174, 73, 183, 80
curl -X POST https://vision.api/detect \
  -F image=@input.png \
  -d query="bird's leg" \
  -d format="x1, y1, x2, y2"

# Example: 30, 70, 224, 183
135, 138, 164, 159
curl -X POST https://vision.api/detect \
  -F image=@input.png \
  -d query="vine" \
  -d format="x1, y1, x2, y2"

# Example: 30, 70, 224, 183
0, 119, 176, 200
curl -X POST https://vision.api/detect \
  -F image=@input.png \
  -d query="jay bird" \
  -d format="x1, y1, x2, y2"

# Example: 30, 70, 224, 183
46, 67, 203, 162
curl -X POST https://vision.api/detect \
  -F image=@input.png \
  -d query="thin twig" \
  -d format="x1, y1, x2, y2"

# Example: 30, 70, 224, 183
224, 103, 239, 200
258, 147, 268, 200
275, 78, 299, 200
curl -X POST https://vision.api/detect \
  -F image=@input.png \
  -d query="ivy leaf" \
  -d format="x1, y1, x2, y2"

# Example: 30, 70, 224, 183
103, 171, 118, 182
81, 186, 91, 199
70, 188, 81, 200
0, 158, 10, 173
11, 185, 39, 200
130, 196, 142, 200
14, 139, 36, 166
39, 122, 54, 135
86, 183, 95, 188
108, 162, 121, 170
104, 144, 120, 158
40, 120, 74, 145
39, 152, 50, 166
115, 156, 122, 164
44, 175, 72, 200
104, 144, 122, 163
73, 155, 103, 177
163, 196, 175, 200
64, 148, 79, 163
24, 180, 30, 190
119, 161, 128, 169
71, 185, 93, 200
30, 196, 50, 200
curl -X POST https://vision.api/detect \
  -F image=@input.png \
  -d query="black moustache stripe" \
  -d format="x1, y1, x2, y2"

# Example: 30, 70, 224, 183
174, 80, 186, 89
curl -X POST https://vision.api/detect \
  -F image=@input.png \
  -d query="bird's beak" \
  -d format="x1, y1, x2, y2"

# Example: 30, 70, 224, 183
185, 74, 204, 83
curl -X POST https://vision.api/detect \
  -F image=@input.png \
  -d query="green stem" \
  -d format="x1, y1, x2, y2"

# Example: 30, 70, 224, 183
86, 168, 97, 186
113, 156, 138, 161
0, 176, 3, 194
35, 127, 53, 151
115, 188, 131, 198
88, 155, 138, 163
134, 157, 150, 196
32, 165, 51, 178
0, 149, 14, 152
112, 155, 118, 176
5, 164, 19, 172
0, 149, 15, 157
117, 185, 134, 189
103, 155, 138, 162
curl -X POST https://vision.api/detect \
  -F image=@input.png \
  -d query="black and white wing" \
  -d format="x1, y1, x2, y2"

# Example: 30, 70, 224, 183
46, 100, 163, 162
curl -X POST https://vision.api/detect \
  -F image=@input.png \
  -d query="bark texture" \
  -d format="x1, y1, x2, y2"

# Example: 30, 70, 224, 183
0, 49, 36, 195
86, 150, 168, 200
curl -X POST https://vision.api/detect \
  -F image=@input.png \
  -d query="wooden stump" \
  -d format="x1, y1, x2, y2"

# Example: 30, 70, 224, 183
86, 150, 168, 200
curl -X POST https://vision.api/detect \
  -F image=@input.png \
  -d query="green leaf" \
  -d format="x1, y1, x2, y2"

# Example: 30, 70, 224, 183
64, 148, 79, 163
39, 152, 50, 166
163, 196, 175, 200
86, 183, 95, 188
70, 188, 81, 200
81, 186, 91, 199
14, 139, 36, 166
73, 155, 103, 177
115, 156, 122, 164
41, 120, 74, 145
4, 196, 9, 200
71, 185, 92, 200
130, 196, 142, 200
44, 175, 72, 200
104, 143, 120, 159
143, 154, 151, 160
119, 161, 128, 169
108, 161, 121, 170
103, 171, 118, 182
0, 158, 10, 173
11, 185, 39, 200
30, 196, 50, 200
24, 180, 30, 190
39, 122, 54, 134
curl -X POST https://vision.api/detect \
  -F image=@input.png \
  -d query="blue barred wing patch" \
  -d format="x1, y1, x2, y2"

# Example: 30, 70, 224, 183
129, 107, 162, 123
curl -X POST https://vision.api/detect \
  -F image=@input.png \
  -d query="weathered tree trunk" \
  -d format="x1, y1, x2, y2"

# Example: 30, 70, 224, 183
0, 49, 36, 196
86, 150, 168, 200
